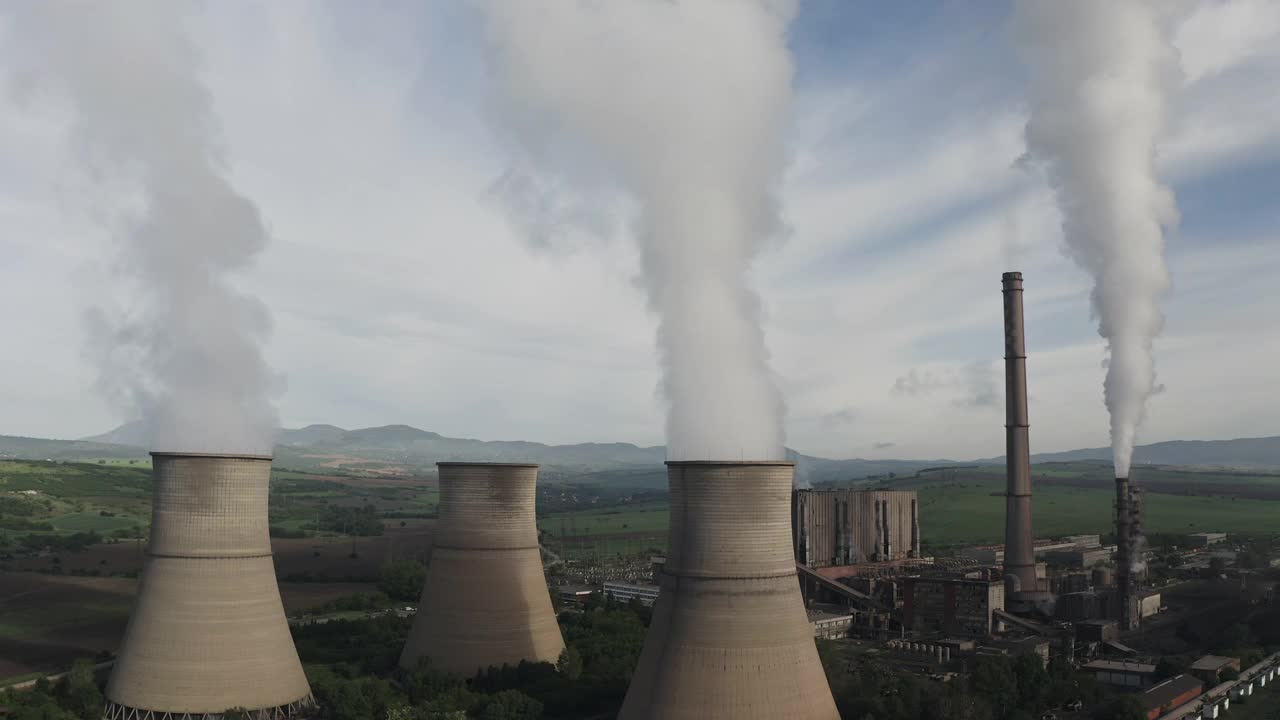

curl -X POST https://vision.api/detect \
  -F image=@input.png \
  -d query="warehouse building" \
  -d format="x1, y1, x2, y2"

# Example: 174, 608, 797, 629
1083, 660, 1158, 688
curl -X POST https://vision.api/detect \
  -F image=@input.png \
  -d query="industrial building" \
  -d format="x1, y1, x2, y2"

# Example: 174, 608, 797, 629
400, 463, 564, 677
902, 576, 1005, 637
808, 608, 855, 639
619, 461, 839, 720
1084, 659, 1158, 688
1190, 655, 1241, 684
791, 488, 919, 567
1044, 546, 1112, 569
105, 453, 314, 720
1187, 532, 1228, 548
603, 580, 660, 606
1140, 675, 1203, 720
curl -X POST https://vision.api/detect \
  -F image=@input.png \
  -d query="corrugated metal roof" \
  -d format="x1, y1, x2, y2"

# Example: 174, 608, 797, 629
1083, 660, 1156, 673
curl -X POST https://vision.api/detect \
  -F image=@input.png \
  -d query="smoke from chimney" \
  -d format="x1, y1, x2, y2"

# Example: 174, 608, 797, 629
5, 1, 279, 454
477, 0, 795, 461
1012, 0, 1179, 478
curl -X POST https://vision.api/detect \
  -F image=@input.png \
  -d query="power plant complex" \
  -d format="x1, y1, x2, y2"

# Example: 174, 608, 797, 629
79, 271, 1264, 720
104, 453, 313, 720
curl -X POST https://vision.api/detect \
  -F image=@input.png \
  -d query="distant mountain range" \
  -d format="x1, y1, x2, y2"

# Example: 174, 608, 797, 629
0, 422, 1275, 486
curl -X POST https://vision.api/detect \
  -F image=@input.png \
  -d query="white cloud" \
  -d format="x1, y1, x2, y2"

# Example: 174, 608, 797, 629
0, 1, 1275, 460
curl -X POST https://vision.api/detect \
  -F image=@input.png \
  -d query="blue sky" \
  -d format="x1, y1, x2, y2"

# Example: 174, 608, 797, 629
1, 0, 1277, 460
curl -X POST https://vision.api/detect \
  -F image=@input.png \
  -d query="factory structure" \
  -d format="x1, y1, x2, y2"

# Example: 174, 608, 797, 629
400, 462, 564, 676
792, 488, 920, 567
778, 273, 1183, 670
105, 453, 314, 720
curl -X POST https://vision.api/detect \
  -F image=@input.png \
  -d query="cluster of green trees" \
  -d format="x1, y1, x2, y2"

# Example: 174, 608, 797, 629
378, 559, 427, 602
819, 645, 1148, 720
0, 660, 103, 720
290, 594, 650, 719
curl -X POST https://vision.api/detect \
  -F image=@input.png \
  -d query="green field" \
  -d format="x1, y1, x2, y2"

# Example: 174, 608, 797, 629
538, 501, 669, 536
916, 477, 1280, 545
49, 512, 143, 533
532, 467, 1280, 555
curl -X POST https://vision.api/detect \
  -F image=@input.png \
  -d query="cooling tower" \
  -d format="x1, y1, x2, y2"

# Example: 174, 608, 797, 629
1002, 272, 1038, 599
104, 453, 313, 720
618, 461, 839, 720
399, 462, 564, 676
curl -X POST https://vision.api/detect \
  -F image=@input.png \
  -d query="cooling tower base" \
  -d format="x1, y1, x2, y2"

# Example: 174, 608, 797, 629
105, 454, 313, 718
620, 573, 839, 720
400, 546, 565, 676
617, 461, 838, 720
399, 463, 564, 677
103, 696, 314, 720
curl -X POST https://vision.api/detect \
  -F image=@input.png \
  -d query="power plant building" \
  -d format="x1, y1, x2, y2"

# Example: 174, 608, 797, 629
902, 576, 1006, 637
792, 488, 920, 567
105, 453, 313, 720
400, 462, 564, 677
619, 461, 839, 720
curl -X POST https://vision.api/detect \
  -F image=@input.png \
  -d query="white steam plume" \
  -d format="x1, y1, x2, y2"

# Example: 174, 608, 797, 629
477, 1, 795, 461
1013, 0, 1179, 478
7, 2, 279, 455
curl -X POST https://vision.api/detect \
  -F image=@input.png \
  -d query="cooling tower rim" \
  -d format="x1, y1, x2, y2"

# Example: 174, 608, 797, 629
437, 461, 539, 468
665, 460, 795, 467
149, 451, 273, 461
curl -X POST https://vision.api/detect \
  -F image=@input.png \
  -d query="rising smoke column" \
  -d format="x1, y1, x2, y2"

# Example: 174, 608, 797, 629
1013, 0, 1179, 477
7, 2, 279, 454
478, 0, 795, 461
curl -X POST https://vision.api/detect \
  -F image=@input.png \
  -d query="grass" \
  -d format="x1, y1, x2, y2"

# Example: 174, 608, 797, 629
915, 476, 1280, 544
49, 512, 142, 533
0, 600, 132, 642
538, 501, 669, 536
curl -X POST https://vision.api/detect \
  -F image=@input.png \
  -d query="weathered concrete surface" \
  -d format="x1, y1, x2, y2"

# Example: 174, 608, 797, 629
618, 461, 839, 720
399, 463, 564, 676
105, 453, 312, 716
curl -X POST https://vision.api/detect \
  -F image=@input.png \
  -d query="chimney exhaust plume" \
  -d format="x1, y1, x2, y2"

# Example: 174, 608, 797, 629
1002, 272, 1037, 597
1012, 0, 1178, 479
400, 463, 564, 676
618, 462, 838, 719
105, 453, 312, 718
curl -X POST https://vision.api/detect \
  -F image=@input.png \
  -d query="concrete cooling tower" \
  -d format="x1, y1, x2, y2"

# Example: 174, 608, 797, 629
104, 452, 313, 720
618, 461, 839, 720
399, 462, 564, 676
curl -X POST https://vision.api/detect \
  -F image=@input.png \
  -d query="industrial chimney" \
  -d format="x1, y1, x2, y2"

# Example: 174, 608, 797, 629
400, 462, 564, 676
1002, 272, 1038, 602
105, 453, 313, 719
618, 461, 839, 720
1114, 476, 1141, 630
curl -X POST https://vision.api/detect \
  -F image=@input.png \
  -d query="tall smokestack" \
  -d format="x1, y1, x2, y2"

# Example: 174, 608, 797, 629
400, 463, 564, 676
1002, 272, 1037, 597
105, 453, 313, 718
1115, 476, 1141, 631
618, 462, 838, 720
